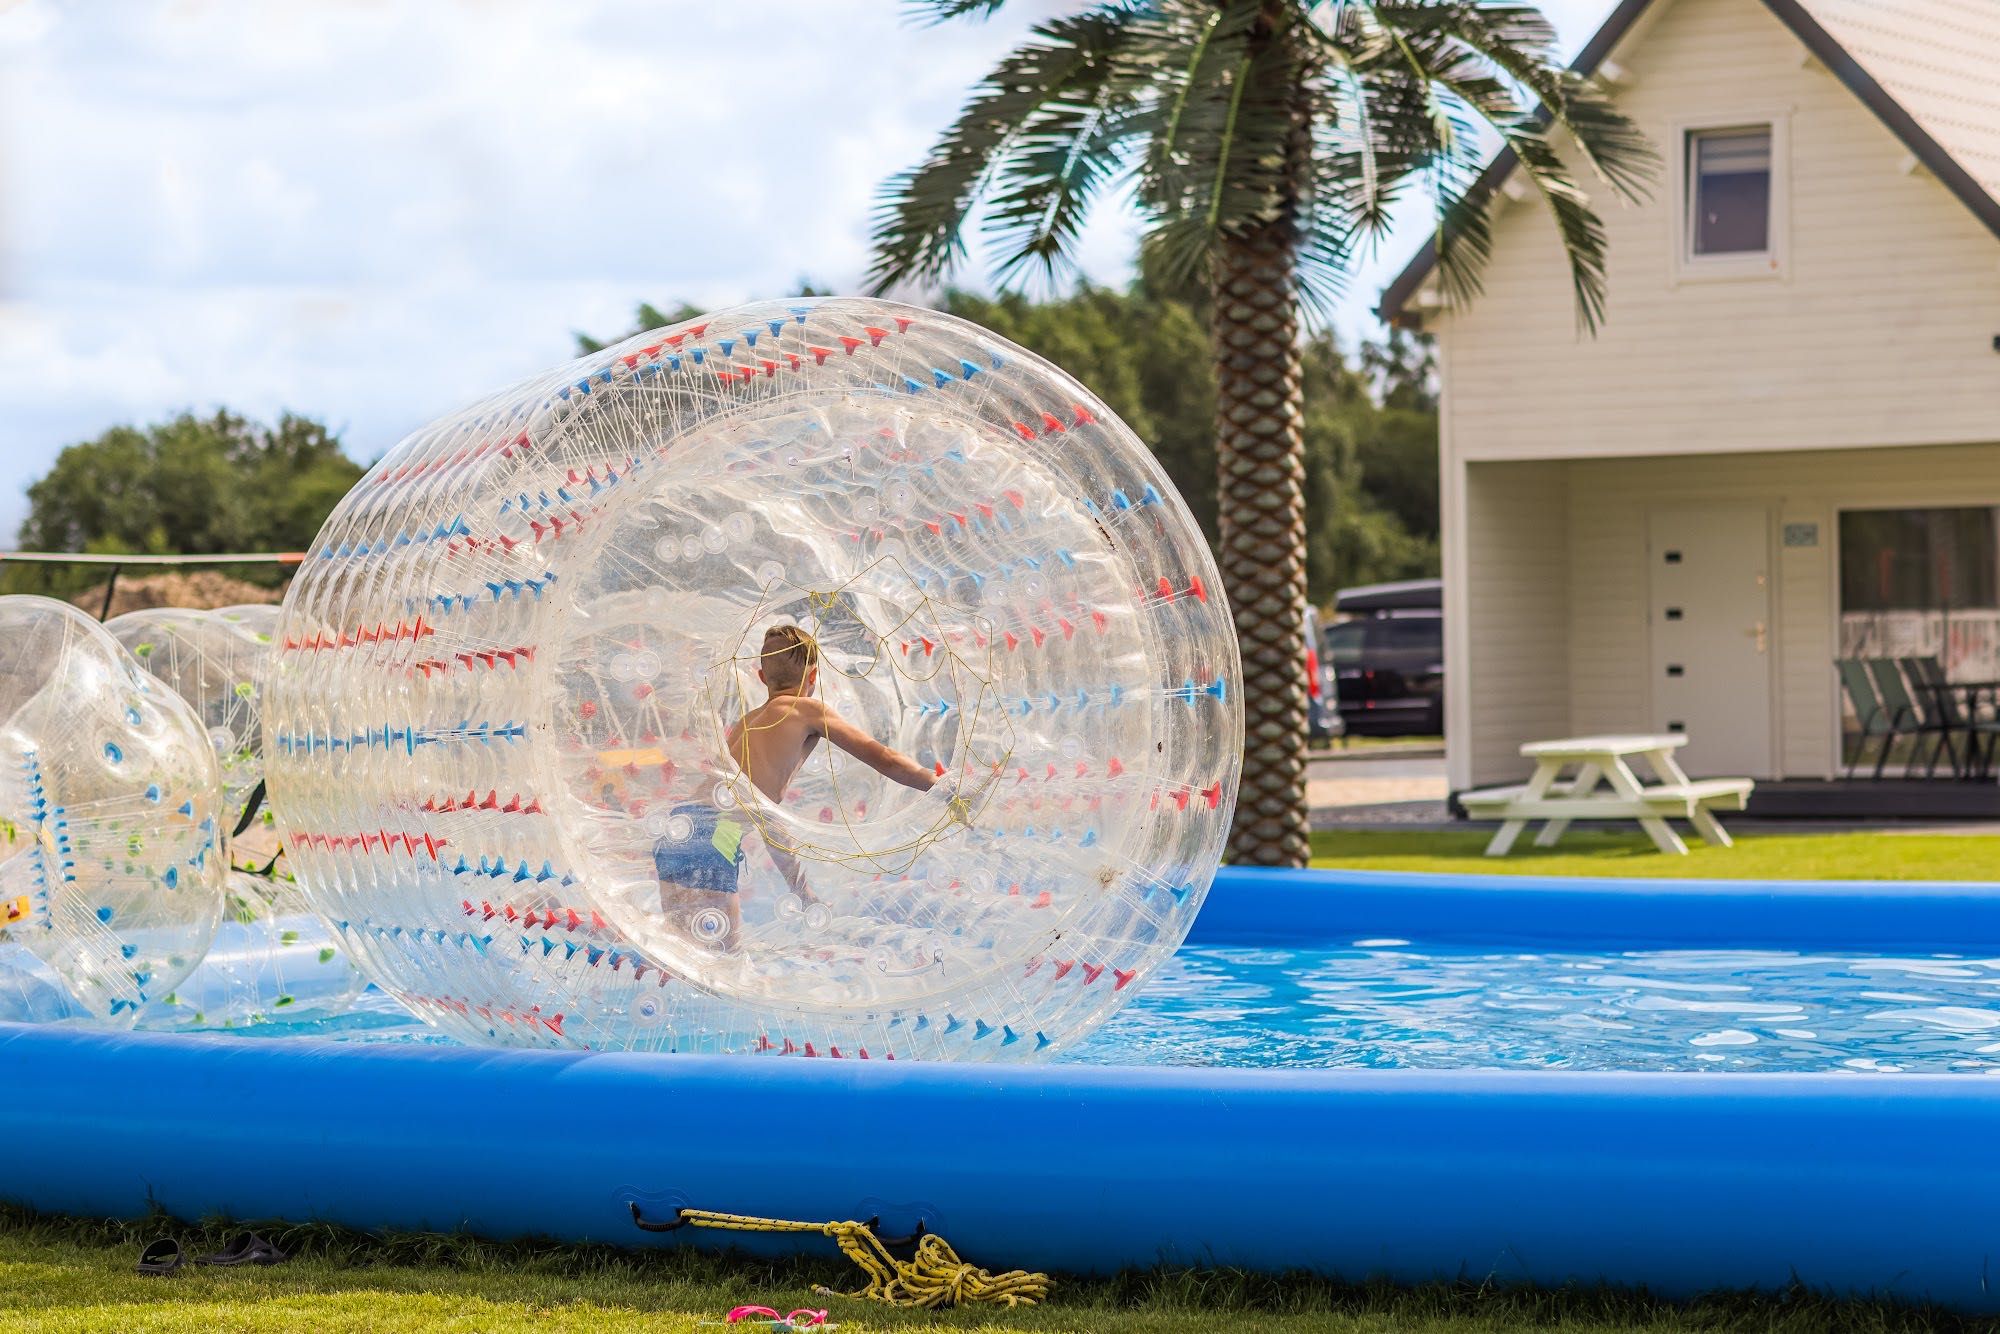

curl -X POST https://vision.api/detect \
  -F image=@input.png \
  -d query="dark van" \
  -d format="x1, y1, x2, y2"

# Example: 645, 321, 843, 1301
1325, 578, 1444, 737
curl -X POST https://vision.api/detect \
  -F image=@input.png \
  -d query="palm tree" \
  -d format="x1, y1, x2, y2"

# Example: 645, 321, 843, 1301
869, 0, 1654, 866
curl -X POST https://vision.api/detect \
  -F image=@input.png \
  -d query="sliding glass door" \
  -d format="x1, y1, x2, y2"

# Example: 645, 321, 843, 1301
1839, 507, 2000, 678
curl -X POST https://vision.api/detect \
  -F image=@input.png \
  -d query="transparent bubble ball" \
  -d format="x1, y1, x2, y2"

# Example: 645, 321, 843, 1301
265, 298, 1242, 1060
0, 596, 228, 1026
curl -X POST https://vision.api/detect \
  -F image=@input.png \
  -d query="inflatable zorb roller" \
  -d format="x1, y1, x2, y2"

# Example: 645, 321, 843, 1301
267, 298, 1241, 1060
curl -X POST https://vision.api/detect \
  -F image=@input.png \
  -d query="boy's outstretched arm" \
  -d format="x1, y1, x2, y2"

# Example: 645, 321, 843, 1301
812, 701, 936, 792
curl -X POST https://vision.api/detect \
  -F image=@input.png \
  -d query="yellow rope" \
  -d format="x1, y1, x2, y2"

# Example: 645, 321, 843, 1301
676, 1208, 1052, 1310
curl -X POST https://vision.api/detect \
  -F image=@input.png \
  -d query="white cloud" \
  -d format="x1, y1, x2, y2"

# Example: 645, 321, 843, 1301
0, 0, 1615, 543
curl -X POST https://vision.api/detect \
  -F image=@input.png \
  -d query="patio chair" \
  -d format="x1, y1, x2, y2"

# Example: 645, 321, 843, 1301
1836, 659, 1896, 779
1902, 656, 2000, 780
1892, 656, 1963, 778
1866, 657, 1956, 779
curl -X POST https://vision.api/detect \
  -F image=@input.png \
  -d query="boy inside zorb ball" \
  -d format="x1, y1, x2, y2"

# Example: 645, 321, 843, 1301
654, 621, 952, 949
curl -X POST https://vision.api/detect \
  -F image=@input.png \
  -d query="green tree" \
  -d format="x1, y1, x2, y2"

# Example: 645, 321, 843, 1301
868, 0, 1652, 866
1299, 331, 1438, 596
1363, 327, 1437, 413
14, 411, 363, 592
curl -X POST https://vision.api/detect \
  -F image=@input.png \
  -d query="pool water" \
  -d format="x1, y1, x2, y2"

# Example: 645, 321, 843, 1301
222, 942, 2000, 1073
1077, 942, 2000, 1073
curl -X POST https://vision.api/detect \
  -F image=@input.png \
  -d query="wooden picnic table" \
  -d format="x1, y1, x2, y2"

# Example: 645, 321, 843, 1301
1458, 734, 1754, 857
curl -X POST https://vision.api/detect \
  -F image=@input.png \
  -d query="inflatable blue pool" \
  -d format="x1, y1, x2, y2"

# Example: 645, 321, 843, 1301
4, 865, 1998, 1311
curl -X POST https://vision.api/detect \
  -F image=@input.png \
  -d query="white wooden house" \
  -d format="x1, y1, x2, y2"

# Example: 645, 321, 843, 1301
1378, 0, 2000, 797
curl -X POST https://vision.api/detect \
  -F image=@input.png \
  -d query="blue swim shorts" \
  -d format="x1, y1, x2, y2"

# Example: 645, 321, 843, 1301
652, 803, 746, 894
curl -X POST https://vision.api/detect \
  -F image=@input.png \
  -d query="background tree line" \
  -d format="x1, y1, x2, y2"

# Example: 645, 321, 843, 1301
13, 278, 1439, 605
5, 411, 363, 596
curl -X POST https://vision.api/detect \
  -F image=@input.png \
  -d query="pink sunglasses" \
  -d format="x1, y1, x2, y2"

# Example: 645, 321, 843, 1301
726, 1307, 830, 1330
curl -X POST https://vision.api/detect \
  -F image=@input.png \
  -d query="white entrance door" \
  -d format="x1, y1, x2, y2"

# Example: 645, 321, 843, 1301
1647, 505, 1775, 778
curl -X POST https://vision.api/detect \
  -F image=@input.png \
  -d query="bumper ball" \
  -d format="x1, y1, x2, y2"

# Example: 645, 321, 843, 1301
0, 597, 227, 1025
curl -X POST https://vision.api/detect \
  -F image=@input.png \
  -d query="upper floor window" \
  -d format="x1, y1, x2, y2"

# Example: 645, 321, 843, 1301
1688, 125, 1772, 255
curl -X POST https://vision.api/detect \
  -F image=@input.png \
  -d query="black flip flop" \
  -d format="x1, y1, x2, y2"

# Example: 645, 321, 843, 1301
196, 1232, 287, 1267
136, 1237, 185, 1277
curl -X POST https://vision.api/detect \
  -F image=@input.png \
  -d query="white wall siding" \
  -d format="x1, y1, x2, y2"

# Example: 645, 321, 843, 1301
1776, 495, 1835, 778
1460, 461, 1571, 787
1432, 0, 2000, 464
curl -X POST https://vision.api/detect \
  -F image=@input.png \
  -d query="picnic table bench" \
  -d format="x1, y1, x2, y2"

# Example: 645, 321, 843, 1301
1458, 734, 1753, 857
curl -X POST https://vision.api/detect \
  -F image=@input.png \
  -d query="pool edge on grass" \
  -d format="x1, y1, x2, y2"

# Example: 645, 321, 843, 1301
3, 865, 1998, 1312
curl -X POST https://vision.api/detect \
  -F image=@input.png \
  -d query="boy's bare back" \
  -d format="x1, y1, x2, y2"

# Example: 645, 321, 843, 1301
725, 625, 937, 804
725, 694, 825, 802
726, 692, 936, 802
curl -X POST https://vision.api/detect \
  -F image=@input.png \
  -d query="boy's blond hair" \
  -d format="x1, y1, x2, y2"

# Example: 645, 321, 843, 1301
760, 623, 819, 693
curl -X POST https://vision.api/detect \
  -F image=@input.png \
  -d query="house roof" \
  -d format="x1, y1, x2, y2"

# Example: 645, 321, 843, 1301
1377, 0, 2000, 327
1804, 0, 2000, 205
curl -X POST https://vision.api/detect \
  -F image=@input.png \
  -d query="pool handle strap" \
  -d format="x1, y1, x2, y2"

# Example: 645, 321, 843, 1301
630, 1203, 1050, 1310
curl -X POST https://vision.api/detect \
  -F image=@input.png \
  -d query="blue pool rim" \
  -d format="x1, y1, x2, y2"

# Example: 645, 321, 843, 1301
4, 864, 1998, 1311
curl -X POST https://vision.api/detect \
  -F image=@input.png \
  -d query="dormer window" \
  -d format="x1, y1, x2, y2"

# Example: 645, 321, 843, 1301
1690, 127, 1771, 254
1674, 115, 1788, 280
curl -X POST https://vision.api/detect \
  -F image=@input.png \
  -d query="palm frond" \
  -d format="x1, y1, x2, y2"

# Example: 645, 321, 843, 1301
1495, 66, 1654, 199
985, 88, 1139, 286
1290, 8, 1447, 313
1133, 1, 1312, 291
1425, 147, 1501, 313
904, 0, 1010, 23
1429, 70, 1613, 329
1421, 2, 1656, 200
1347, 54, 1499, 317
1364, 1, 1559, 57
1342, 0, 1653, 333
1294, 64, 1439, 317
1129, 3, 1254, 216
867, 8, 1136, 293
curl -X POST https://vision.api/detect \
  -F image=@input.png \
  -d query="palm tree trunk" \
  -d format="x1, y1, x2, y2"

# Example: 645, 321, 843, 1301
1212, 224, 1310, 867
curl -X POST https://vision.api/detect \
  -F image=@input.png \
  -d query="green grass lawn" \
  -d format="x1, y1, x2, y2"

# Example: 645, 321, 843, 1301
2, 1208, 1992, 1334
1310, 828, 2000, 881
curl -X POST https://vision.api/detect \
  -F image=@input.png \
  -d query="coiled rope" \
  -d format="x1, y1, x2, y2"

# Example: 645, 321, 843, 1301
630, 1204, 1051, 1309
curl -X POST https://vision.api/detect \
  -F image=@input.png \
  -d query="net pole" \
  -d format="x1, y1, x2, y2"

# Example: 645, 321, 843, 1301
97, 565, 121, 622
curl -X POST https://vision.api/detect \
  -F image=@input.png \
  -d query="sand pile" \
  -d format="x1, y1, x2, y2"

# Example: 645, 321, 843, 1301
69, 571, 283, 619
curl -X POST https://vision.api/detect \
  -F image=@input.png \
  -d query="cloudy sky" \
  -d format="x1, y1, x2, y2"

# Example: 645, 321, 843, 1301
0, 0, 1610, 544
